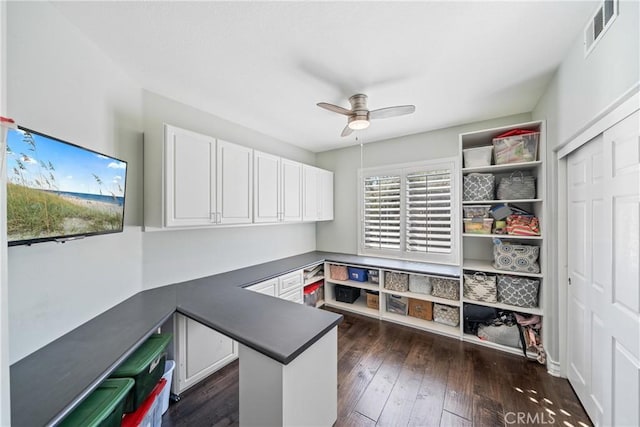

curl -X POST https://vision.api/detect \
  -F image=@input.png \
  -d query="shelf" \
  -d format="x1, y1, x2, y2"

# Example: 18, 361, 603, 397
462, 160, 542, 174
462, 233, 542, 240
463, 334, 538, 360
324, 278, 379, 292
303, 275, 324, 287
324, 297, 379, 319
379, 288, 461, 307
315, 299, 325, 308
462, 199, 542, 204
462, 259, 543, 278
382, 312, 459, 338
461, 298, 543, 315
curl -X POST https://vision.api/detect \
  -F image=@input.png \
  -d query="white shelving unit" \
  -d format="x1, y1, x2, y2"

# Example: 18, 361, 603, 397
323, 263, 462, 339
459, 120, 546, 360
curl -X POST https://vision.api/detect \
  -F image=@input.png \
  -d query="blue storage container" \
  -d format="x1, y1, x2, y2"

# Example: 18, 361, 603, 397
347, 267, 368, 282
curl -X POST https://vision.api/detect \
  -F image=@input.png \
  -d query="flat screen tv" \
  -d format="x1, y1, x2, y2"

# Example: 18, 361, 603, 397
5, 126, 127, 246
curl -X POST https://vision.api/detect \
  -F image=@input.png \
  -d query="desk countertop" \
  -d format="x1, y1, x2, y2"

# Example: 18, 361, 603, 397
9, 251, 459, 426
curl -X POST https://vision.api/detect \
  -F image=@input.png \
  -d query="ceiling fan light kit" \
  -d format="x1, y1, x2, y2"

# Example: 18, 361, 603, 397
317, 93, 416, 137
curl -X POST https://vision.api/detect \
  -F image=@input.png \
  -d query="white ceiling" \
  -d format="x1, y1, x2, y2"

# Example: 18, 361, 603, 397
53, 1, 598, 153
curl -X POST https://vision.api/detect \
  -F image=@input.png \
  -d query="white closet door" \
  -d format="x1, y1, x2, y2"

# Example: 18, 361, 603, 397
567, 111, 639, 426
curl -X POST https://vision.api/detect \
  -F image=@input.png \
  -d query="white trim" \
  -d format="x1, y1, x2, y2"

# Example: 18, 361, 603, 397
0, 1, 11, 424
557, 90, 638, 383
357, 156, 460, 265
546, 355, 563, 378
557, 83, 639, 158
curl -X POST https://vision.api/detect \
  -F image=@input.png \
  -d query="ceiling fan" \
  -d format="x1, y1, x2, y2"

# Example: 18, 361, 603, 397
317, 94, 415, 137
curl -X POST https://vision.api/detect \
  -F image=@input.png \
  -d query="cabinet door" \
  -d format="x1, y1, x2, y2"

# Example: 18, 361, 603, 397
278, 270, 303, 294
280, 287, 304, 304
302, 165, 319, 221
318, 169, 334, 221
174, 314, 238, 394
253, 151, 281, 223
247, 278, 278, 297
281, 159, 303, 222
164, 125, 216, 227
216, 140, 253, 224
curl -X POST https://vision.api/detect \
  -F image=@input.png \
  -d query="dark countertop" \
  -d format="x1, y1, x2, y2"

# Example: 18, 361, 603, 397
9, 251, 459, 426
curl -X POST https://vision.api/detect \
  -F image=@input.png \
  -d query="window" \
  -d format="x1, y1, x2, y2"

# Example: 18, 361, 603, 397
358, 158, 459, 265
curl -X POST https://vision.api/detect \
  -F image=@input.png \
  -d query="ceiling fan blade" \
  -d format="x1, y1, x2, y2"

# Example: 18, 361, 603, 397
341, 124, 353, 137
317, 102, 352, 116
369, 105, 416, 120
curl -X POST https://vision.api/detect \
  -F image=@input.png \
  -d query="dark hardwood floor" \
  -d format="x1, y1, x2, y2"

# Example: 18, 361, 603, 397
163, 308, 592, 427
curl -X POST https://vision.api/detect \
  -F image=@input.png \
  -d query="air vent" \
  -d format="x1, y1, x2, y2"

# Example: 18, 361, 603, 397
584, 0, 618, 56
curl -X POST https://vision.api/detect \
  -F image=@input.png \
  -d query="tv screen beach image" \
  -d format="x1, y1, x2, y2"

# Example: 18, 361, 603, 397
5, 128, 126, 244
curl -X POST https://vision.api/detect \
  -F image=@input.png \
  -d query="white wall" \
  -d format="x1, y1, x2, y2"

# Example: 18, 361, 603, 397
142, 91, 316, 288
6, 2, 144, 364
315, 113, 531, 254
0, 0, 10, 423
532, 0, 639, 373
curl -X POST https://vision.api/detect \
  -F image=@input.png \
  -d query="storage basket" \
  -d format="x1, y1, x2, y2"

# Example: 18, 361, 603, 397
463, 218, 493, 234
493, 132, 539, 164
463, 272, 497, 303
366, 291, 379, 309
477, 324, 521, 348
386, 294, 408, 315
497, 275, 540, 308
463, 146, 493, 167
384, 271, 409, 292
493, 241, 540, 274
463, 173, 495, 201
496, 172, 536, 200
430, 277, 459, 300
368, 270, 380, 284
433, 303, 459, 327
334, 285, 360, 303
408, 298, 433, 321
347, 267, 368, 282
463, 205, 491, 218
408, 275, 431, 294
329, 264, 348, 281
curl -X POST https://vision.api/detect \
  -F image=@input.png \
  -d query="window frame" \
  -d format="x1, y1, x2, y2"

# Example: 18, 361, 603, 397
357, 157, 460, 265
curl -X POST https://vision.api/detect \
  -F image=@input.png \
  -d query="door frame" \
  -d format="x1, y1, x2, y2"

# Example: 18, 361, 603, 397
554, 85, 639, 378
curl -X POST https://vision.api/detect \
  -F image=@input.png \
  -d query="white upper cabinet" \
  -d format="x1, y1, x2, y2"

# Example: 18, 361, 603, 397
303, 165, 319, 221
161, 124, 331, 229
164, 125, 252, 227
216, 140, 253, 224
254, 151, 281, 223
164, 125, 216, 227
303, 165, 334, 221
318, 168, 334, 221
281, 159, 303, 222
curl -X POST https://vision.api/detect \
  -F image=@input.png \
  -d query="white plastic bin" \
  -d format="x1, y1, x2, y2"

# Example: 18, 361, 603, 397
463, 146, 493, 167
160, 360, 175, 414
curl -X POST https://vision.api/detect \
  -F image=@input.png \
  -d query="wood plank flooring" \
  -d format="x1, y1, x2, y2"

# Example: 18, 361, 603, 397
163, 308, 592, 427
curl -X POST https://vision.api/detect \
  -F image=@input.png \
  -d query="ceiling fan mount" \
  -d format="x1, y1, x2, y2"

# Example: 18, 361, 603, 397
317, 93, 415, 137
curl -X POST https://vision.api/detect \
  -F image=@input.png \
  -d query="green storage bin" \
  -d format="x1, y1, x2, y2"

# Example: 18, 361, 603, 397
59, 378, 134, 427
110, 333, 172, 413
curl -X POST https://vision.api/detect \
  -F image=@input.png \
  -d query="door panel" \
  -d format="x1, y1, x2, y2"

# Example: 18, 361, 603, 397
164, 125, 215, 226
254, 151, 281, 223
281, 159, 302, 222
567, 110, 639, 426
217, 140, 253, 224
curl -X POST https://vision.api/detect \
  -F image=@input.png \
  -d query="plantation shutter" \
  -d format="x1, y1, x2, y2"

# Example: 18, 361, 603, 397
363, 175, 401, 250
405, 169, 452, 254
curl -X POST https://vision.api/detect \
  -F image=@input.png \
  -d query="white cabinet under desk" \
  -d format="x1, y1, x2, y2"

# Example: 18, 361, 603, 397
247, 270, 304, 304
170, 313, 238, 396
